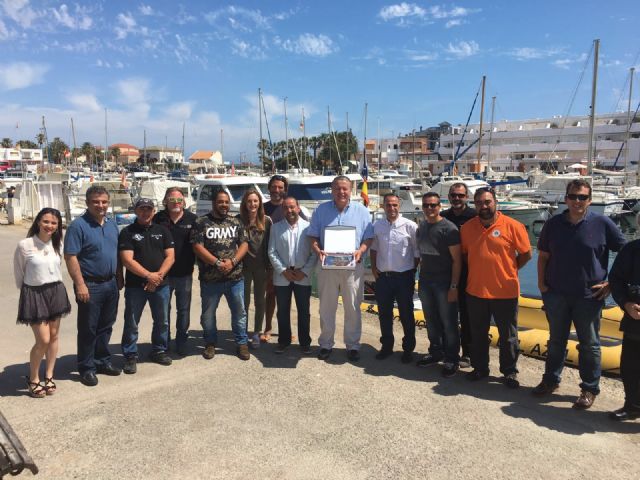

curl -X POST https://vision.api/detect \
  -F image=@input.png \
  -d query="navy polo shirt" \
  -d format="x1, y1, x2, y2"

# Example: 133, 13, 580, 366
537, 210, 626, 298
64, 212, 119, 279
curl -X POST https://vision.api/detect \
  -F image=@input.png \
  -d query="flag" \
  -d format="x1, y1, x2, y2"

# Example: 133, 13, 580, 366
231, 163, 235, 175
360, 155, 369, 207
299, 119, 304, 131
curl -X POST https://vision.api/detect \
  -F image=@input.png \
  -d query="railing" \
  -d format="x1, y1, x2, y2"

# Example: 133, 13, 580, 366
0, 411, 38, 477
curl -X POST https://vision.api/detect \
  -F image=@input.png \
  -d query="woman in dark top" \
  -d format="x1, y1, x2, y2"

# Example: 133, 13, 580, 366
238, 189, 272, 348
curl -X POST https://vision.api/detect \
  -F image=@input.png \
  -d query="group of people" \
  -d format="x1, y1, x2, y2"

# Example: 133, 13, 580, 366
11, 174, 640, 422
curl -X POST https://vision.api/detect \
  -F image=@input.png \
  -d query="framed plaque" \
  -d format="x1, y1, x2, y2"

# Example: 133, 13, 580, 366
322, 226, 356, 270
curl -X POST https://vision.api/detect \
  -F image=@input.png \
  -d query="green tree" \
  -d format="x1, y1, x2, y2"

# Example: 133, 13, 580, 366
318, 131, 358, 173
110, 147, 121, 163
1, 138, 12, 148
80, 142, 94, 165
16, 139, 37, 149
49, 137, 69, 164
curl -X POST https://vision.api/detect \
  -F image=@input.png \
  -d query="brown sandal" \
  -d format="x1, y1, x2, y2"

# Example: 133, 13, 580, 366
25, 378, 46, 398
44, 377, 57, 396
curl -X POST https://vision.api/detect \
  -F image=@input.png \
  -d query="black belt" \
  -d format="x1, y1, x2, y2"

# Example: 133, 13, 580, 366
84, 275, 115, 283
379, 270, 413, 277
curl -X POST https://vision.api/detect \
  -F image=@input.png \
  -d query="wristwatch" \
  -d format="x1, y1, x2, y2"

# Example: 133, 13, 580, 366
215, 259, 222, 268
450, 283, 458, 290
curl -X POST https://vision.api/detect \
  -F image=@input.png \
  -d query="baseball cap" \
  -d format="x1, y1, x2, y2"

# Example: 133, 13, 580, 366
134, 198, 155, 209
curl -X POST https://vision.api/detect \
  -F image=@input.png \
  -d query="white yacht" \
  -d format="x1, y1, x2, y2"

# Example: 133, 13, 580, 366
194, 175, 269, 216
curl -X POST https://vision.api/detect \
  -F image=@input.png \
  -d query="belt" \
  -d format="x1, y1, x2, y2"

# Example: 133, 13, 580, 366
379, 270, 413, 277
83, 275, 115, 283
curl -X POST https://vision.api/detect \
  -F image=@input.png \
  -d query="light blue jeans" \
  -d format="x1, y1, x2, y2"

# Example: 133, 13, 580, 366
200, 279, 248, 346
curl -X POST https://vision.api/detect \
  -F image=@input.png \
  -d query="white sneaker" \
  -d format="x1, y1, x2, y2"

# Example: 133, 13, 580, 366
250, 333, 261, 349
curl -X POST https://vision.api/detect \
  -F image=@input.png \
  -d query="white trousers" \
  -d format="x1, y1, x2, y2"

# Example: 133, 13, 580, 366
316, 262, 364, 351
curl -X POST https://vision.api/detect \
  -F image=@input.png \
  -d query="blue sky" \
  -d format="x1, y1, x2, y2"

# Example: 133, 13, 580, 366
1, 0, 639, 162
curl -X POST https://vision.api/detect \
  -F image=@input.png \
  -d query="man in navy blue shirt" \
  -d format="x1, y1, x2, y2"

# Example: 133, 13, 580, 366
65, 185, 123, 387
534, 179, 626, 409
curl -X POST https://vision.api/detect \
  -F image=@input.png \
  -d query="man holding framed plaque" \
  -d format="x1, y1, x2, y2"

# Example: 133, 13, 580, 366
308, 175, 373, 362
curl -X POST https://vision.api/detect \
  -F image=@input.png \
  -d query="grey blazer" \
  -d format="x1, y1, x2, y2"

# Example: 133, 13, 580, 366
268, 218, 317, 286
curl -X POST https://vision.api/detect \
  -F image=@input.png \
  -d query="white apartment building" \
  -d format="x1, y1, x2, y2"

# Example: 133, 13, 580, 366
435, 112, 640, 175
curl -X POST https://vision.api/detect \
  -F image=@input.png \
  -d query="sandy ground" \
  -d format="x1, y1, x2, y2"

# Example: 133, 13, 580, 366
0, 220, 638, 480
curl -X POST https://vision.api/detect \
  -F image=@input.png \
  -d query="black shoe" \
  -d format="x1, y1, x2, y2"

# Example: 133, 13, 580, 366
458, 356, 471, 369
416, 354, 441, 367
80, 371, 98, 387
176, 343, 188, 357
300, 345, 313, 355
504, 373, 520, 389
347, 349, 360, 361
442, 363, 458, 378
150, 351, 173, 366
317, 348, 332, 360
96, 363, 122, 376
275, 344, 288, 354
123, 357, 137, 375
401, 352, 413, 364
375, 349, 393, 360
609, 406, 640, 422
531, 380, 559, 397
466, 369, 489, 381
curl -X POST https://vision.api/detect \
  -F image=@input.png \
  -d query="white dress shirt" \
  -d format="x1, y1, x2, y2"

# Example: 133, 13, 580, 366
287, 221, 299, 268
371, 215, 419, 273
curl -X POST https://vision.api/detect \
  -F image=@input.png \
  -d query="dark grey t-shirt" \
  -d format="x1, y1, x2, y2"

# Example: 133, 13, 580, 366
418, 217, 460, 283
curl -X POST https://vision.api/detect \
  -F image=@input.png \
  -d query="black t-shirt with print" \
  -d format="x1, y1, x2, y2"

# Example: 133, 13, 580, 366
118, 222, 175, 288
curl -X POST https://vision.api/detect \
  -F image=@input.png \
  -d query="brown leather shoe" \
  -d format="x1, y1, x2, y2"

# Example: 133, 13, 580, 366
237, 344, 250, 361
573, 390, 596, 409
202, 344, 216, 360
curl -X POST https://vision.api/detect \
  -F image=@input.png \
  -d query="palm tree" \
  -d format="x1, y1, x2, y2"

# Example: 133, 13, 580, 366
1, 138, 12, 148
80, 142, 94, 166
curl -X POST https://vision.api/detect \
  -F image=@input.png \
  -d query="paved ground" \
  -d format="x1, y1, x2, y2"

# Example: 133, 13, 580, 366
0, 221, 638, 479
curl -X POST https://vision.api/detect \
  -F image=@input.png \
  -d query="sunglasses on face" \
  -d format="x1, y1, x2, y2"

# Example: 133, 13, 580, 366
422, 203, 440, 209
566, 194, 590, 201
167, 198, 184, 204
449, 193, 466, 199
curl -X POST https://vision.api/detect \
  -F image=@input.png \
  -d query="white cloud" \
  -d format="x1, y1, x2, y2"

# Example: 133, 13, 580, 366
0, 62, 48, 90
51, 4, 92, 30
552, 52, 587, 70
115, 12, 142, 40
510, 47, 563, 60
205, 6, 270, 32
116, 77, 150, 105
445, 19, 462, 28
139, 4, 153, 16
279, 33, 337, 57
0, 18, 10, 40
379, 3, 426, 21
1, 0, 40, 27
406, 51, 438, 62
231, 39, 266, 59
445, 40, 479, 58
67, 93, 101, 112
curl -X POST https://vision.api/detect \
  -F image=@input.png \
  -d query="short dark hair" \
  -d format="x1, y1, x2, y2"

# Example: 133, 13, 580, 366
331, 175, 351, 187
283, 195, 299, 205
212, 188, 230, 203
85, 185, 110, 201
565, 179, 592, 198
268, 174, 288, 191
383, 193, 400, 204
448, 182, 468, 195
473, 186, 496, 201
422, 192, 440, 201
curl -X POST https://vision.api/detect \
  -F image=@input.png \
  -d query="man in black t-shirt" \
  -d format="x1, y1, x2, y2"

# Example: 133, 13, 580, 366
119, 198, 175, 374
193, 189, 250, 361
153, 187, 198, 356
440, 182, 477, 368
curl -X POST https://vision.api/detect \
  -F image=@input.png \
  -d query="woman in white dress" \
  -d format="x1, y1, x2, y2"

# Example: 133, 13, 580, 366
14, 208, 71, 398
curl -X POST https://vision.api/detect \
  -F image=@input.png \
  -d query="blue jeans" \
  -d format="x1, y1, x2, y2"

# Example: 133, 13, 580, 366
200, 280, 248, 346
542, 291, 603, 394
418, 280, 459, 364
375, 271, 416, 352
121, 285, 170, 358
76, 278, 119, 374
275, 283, 312, 347
167, 275, 193, 347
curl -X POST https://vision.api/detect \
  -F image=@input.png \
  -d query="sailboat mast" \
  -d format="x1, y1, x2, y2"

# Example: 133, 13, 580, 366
71, 117, 78, 170
345, 112, 349, 171
104, 108, 108, 169
259, 88, 264, 173
181, 122, 185, 167
487, 96, 496, 174
220, 128, 224, 169
476, 75, 486, 174
624, 67, 635, 186
284, 97, 289, 172
587, 39, 599, 175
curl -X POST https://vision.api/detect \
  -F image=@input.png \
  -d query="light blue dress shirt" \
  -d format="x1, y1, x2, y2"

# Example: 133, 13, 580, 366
307, 201, 374, 250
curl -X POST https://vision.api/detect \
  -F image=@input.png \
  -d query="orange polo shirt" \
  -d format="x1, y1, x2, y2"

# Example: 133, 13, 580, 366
460, 212, 530, 299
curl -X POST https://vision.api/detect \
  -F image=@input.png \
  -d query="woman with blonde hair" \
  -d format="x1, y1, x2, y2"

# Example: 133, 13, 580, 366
238, 189, 272, 347
14, 208, 71, 397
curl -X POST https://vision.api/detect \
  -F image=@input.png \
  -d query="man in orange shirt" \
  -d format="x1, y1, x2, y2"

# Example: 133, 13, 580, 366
460, 187, 532, 388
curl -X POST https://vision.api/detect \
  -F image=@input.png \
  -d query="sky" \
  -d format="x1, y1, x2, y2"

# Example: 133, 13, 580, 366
1, 0, 639, 163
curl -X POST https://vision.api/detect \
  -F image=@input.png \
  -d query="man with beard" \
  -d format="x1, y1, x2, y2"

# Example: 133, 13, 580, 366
441, 182, 477, 368
193, 189, 250, 360
153, 187, 198, 356
534, 179, 625, 409
65, 185, 123, 386
460, 187, 531, 388
268, 196, 317, 354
